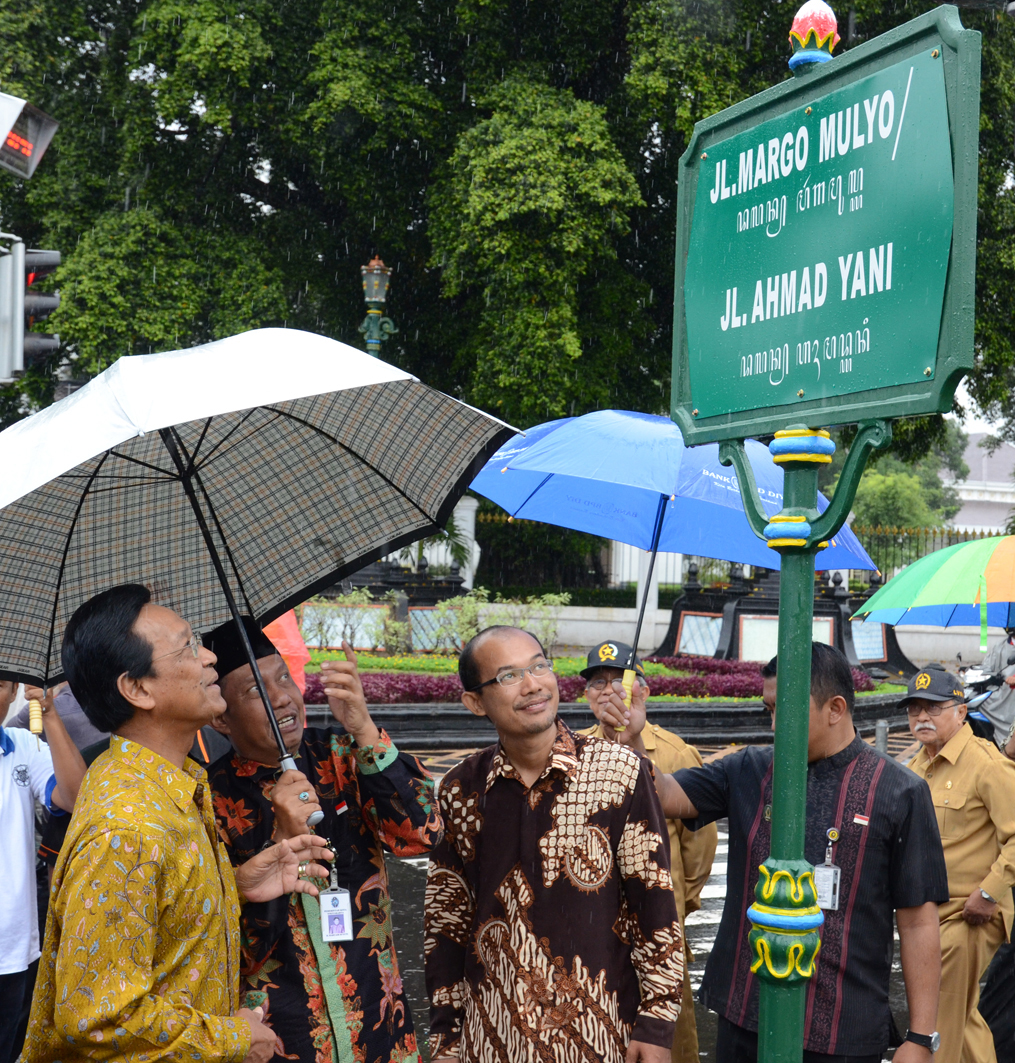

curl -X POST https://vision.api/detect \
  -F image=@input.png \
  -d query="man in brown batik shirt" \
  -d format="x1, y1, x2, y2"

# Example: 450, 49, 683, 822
425, 626, 683, 1063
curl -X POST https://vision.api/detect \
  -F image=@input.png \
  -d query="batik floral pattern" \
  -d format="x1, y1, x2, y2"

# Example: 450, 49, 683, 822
426, 724, 682, 1061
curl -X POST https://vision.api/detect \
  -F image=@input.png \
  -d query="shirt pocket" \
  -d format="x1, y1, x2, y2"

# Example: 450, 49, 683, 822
931, 788, 968, 840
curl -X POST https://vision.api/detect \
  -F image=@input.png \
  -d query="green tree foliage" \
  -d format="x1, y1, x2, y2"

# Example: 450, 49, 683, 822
429, 80, 645, 424
852, 471, 940, 529
0, 0, 1010, 451
829, 419, 969, 525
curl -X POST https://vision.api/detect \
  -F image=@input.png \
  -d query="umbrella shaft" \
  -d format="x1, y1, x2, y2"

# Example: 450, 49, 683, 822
158, 427, 291, 764
628, 495, 667, 668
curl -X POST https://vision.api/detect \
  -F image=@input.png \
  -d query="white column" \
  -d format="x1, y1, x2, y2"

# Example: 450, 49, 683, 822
454, 495, 480, 589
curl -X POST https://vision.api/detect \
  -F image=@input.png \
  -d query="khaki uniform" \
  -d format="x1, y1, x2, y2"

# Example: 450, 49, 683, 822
909, 723, 1015, 1063
583, 722, 718, 1063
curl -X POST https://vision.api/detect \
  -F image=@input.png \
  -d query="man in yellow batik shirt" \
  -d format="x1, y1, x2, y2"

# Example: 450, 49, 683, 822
24, 585, 332, 1063
904, 665, 1015, 1063
581, 640, 718, 1063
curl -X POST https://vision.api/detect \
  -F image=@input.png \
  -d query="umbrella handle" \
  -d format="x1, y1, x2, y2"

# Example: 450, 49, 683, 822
280, 753, 325, 828
620, 669, 637, 724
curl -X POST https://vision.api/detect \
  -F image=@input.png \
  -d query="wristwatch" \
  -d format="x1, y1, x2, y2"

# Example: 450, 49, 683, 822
981, 889, 996, 903
904, 1031, 940, 1053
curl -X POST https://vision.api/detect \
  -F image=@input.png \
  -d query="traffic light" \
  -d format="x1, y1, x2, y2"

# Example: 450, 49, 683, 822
0, 241, 60, 381
0, 94, 58, 179
23, 249, 60, 365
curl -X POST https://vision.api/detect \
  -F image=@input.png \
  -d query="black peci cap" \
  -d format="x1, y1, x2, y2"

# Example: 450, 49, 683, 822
203, 616, 278, 681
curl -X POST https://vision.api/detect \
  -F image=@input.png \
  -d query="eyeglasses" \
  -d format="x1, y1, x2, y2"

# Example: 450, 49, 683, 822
153, 632, 202, 664
470, 660, 554, 692
586, 676, 635, 691
906, 700, 963, 717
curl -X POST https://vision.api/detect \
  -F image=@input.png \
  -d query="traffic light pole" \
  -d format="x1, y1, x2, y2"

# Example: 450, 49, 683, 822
0, 233, 60, 380
719, 421, 891, 1062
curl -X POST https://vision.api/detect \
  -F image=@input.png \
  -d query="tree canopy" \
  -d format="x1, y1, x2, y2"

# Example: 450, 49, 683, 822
0, 0, 1011, 443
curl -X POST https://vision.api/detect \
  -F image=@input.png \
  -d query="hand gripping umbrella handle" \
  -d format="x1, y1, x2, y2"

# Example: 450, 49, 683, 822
621, 670, 636, 714
279, 756, 325, 829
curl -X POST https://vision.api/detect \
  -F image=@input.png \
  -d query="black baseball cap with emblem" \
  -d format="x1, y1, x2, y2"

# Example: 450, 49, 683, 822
898, 666, 965, 709
580, 641, 645, 680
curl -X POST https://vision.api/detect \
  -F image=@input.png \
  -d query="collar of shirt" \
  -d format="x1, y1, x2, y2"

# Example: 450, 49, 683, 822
807, 732, 865, 778
228, 741, 306, 781
107, 734, 206, 813
0, 727, 13, 756
911, 720, 973, 769
485, 720, 580, 792
588, 720, 659, 753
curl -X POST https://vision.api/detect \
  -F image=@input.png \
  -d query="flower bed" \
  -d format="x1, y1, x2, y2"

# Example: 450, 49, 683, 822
303, 661, 875, 704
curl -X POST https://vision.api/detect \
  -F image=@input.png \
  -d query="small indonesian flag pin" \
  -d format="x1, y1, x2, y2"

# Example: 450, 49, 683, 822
336, 800, 348, 815
853, 814, 870, 827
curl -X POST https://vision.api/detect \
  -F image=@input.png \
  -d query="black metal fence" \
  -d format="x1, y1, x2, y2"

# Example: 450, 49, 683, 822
850, 525, 997, 579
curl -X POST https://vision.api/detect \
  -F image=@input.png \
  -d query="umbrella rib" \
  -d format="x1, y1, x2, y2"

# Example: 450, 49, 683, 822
166, 427, 256, 618
270, 407, 438, 525
43, 451, 112, 680
104, 449, 179, 477
190, 409, 264, 471
190, 463, 257, 618
186, 417, 215, 473
510, 473, 555, 517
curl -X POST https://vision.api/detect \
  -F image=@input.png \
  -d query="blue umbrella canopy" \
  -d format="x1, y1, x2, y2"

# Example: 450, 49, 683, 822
471, 409, 876, 571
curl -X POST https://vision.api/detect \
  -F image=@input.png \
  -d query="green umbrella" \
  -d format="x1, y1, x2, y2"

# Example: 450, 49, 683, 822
852, 535, 1015, 651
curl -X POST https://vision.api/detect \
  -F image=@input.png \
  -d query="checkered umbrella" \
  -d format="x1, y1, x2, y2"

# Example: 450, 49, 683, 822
0, 327, 511, 768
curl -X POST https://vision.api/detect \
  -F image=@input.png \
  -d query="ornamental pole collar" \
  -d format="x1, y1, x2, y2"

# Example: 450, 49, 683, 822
789, 0, 841, 72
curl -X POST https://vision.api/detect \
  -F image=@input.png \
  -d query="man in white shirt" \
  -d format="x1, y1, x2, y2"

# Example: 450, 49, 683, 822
0, 680, 86, 1063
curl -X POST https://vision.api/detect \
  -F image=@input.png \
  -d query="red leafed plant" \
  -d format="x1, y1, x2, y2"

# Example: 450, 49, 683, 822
303, 662, 874, 705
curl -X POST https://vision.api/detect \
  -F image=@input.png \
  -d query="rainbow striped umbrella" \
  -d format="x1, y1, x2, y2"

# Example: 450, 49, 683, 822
852, 536, 1015, 650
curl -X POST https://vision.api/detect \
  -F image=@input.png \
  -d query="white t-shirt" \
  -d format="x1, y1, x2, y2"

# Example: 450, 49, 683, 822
0, 726, 61, 974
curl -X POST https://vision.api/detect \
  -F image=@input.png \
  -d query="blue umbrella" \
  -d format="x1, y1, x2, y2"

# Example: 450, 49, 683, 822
471, 409, 875, 569
471, 409, 875, 693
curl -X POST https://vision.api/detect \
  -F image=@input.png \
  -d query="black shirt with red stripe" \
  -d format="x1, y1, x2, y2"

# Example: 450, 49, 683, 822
676, 734, 947, 1056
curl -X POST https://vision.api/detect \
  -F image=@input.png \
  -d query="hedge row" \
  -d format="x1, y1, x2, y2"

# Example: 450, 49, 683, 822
303, 664, 874, 705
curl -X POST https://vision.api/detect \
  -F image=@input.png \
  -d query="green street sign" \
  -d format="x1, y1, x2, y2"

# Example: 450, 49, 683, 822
671, 6, 980, 444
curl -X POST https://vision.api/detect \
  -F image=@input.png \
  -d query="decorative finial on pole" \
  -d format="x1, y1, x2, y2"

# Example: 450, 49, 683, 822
788, 0, 840, 74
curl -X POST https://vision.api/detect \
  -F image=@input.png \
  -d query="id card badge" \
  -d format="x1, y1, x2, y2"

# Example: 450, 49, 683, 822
814, 827, 841, 911
813, 863, 841, 911
319, 887, 354, 941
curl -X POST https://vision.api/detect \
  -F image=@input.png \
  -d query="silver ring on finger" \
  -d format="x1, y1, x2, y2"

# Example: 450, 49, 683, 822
298, 791, 310, 802
298, 861, 309, 877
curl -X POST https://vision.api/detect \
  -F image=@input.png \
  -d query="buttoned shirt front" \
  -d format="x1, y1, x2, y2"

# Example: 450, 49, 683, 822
909, 722, 1015, 933
0, 725, 61, 974
24, 736, 252, 1063
426, 723, 683, 1062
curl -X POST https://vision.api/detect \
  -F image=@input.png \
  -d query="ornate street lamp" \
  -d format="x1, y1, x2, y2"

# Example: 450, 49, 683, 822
358, 256, 398, 358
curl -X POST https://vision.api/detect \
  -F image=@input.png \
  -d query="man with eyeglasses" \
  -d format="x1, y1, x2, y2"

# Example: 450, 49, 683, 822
905, 665, 1015, 1063
578, 640, 717, 1063
425, 625, 684, 1063
23, 585, 333, 1063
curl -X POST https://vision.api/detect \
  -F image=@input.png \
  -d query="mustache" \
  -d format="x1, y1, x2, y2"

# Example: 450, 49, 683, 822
913, 721, 938, 732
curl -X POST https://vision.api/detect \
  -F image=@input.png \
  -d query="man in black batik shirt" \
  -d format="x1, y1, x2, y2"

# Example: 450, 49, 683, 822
592, 642, 948, 1063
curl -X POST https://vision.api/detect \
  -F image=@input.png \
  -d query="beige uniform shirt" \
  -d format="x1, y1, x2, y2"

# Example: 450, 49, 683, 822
909, 722, 1015, 934
584, 722, 718, 922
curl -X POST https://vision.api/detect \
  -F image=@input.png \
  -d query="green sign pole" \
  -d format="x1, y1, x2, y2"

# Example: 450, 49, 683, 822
722, 420, 892, 1060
